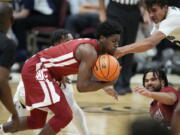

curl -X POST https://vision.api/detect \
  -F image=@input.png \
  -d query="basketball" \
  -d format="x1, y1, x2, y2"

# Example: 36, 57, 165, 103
93, 54, 121, 82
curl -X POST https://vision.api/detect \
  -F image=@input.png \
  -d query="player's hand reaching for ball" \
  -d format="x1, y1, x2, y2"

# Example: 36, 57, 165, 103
103, 87, 119, 100
133, 86, 152, 98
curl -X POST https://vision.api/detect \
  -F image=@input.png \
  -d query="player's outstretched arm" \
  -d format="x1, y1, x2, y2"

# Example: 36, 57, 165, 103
134, 86, 177, 105
114, 31, 166, 58
76, 44, 115, 92
103, 87, 119, 100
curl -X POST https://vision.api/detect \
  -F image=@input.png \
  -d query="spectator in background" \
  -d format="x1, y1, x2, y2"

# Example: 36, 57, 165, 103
134, 68, 179, 127
99, 0, 142, 95
12, 0, 58, 64
129, 118, 170, 135
0, 2, 19, 134
65, 0, 109, 38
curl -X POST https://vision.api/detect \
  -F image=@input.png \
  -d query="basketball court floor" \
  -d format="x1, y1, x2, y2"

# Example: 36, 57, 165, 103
0, 73, 179, 135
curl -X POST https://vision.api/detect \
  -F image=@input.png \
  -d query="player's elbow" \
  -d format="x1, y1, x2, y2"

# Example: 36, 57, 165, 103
77, 83, 91, 92
165, 98, 177, 105
77, 83, 86, 92
145, 32, 165, 49
77, 87, 84, 92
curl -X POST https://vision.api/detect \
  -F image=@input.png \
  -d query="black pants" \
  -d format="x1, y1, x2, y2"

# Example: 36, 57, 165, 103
65, 13, 99, 37
107, 2, 141, 93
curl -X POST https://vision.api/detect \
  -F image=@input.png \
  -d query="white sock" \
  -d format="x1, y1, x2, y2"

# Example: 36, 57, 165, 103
62, 84, 89, 135
72, 105, 89, 135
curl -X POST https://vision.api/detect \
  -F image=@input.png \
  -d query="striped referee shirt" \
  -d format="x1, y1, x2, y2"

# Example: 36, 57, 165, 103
112, 0, 139, 5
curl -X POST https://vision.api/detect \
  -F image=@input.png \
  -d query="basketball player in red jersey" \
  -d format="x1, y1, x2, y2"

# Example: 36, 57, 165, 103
134, 68, 179, 127
1, 21, 122, 135
7, 29, 89, 135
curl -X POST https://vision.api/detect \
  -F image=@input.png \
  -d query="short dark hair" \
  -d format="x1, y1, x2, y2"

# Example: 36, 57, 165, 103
96, 20, 122, 39
145, 0, 168, 9
142, 68, 168, 87
50, 29, 72, 45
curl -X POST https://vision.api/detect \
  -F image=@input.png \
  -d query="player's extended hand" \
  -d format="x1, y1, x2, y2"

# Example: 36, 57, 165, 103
103, 87, 119, 100
133, 86, 152, 98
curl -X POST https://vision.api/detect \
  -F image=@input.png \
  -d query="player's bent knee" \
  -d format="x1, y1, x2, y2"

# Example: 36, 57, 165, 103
49, 112, 73, 133
28, 118, 46, 129
27, 114, 47, 129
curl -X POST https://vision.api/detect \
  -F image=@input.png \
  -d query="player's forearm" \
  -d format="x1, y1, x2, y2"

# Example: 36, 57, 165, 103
115, 32, 165, 58
115, 40, 153, 58
115, 39, 157, 58
150, 92, 177, 105
0, 82, 17, 115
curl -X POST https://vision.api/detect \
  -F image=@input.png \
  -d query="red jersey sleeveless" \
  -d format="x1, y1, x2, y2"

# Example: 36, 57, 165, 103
150, 86, 179, 126
21, 38, 99, 108
36, 38, 99, 80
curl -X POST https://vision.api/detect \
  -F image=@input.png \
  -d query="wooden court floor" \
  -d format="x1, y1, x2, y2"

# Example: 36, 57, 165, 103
0, 74, 180, 135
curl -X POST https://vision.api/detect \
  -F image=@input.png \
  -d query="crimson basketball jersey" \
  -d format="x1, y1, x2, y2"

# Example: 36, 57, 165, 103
22, 38, 99, 109
37, 38, 98, 79
150, 86, 179, 126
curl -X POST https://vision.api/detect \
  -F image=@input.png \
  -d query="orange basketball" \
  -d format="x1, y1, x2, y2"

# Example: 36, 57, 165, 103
93, 54, 121, 82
